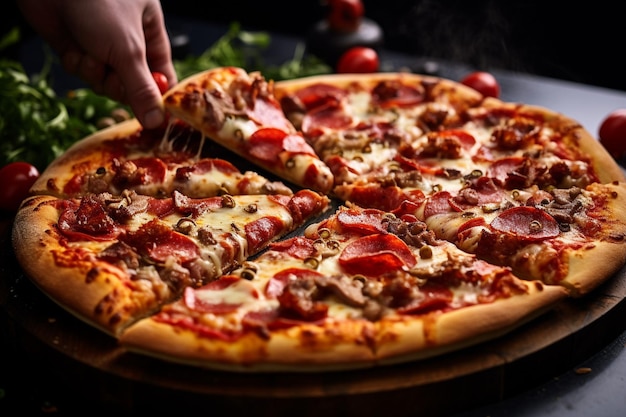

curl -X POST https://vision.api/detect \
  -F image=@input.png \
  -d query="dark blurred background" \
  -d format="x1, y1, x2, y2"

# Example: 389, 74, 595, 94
3, 0, 625, 92
161, 0, 626, 92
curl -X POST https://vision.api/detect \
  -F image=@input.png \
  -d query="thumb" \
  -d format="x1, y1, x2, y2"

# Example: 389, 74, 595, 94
117, 63, 166, 130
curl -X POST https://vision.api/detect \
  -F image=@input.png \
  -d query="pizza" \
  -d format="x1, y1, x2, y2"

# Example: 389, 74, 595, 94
11, 67, 626, 372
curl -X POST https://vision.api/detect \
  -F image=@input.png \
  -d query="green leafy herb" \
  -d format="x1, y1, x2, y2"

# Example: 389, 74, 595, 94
174, 22, 331, 81
0, 58, 130, 171
1, 27, 131, 171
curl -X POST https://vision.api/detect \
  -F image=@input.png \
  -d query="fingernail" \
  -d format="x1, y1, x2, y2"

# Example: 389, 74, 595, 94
143, 108, 164, 129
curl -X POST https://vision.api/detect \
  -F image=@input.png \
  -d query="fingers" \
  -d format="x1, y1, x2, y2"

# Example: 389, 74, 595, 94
116, 8, 175, 129
62, 48, 165, 129
61, 46, 169, 130
57, 0, 175, 130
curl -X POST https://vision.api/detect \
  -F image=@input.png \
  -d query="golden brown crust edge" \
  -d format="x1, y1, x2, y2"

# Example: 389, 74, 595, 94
375, 281, 567, 364
559, 181, 626, 296
119, 280, 567, 373
564, 240, 626, 297
119, 317, 379, 372
273, 71, 484, 105
11, 195, 153, 337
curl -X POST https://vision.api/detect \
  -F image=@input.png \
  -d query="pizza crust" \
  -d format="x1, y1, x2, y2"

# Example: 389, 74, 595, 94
374, 281, 567, 364
274, 71, 485, 110
120, 317, 380, 372
118, 280, 567, 372
558, 181, 626, 296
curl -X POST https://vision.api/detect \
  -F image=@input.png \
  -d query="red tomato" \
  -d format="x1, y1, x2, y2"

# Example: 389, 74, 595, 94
599, 109, 626, 159
0, 162, 40, 212
336, 46, 379, 74
152, 71, 169, 95
328, 0, 364, 32
460, 71, 500, 98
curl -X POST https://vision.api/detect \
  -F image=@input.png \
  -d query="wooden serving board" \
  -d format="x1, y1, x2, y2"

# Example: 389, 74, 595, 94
2, 216, 626, 417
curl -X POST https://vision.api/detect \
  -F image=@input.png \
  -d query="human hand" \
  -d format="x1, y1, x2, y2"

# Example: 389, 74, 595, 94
17, 0, 177, 129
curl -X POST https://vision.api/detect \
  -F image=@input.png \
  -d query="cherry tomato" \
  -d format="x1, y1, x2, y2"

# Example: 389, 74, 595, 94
460, 71, 500, 98
599, 109, 626, 159
328, 0, 364, 32
336, 46, 379, 74
152, 71, 169, 95
0, 162, 40, 212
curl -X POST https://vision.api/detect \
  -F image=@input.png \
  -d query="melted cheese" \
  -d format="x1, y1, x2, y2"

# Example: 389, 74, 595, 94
219, 116, 258, 141
194, 279, 260, 305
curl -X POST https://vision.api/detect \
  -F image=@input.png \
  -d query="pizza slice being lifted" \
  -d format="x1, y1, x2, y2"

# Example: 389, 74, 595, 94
162, 67, 334, 194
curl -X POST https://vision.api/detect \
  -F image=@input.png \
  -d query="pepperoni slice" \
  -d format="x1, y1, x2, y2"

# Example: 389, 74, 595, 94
442, 129, 476, 151
490, 206, 560, 241
339, 234, 417, 276
293, 83, 347, 111
324, 154, 361, 177
458, 216, 488, 235
146, 197, 175, 217
487, 156, 525, 185
266, 189, 329, 225
269, 236, 317, 259
266, 267, 329, 321
336, 208, 387, 235
172, 191, 223, 217
245, 216, 285, 254
175, 158, 240, 179
247, 97, 294, 132
112, 157, 168, 187
338, 184, 426, 213
397, 282, 454, 315
301, 103, 353, 135
265, 268, 325, 298
421, 130, 476, 159
372, 81, 425, 108
57, 195, 120, 241
124, 219, 200, 263
285, 189, 329, 224
247, 128, 316, 163
452, 177, 505, 210
422, 191, 457, 219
